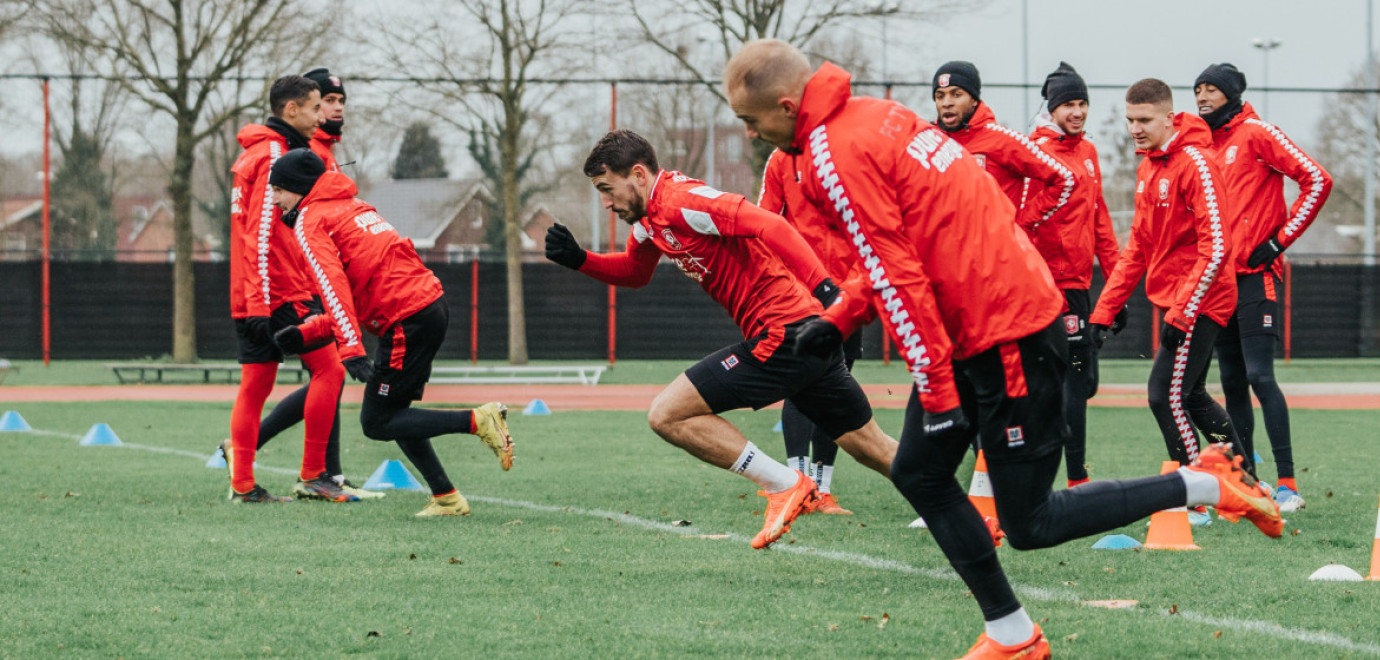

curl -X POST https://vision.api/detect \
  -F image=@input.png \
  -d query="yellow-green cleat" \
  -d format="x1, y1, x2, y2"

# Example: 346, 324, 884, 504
473, 402, 515, 471
416, 491, 470, 517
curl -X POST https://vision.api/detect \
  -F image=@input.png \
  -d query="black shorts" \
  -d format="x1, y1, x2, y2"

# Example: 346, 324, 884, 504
364, 299, 448, 404
1059, 289, 1092, 347
235, 298, 324, 364
1230, 271, 1281, 338
684, 318, 873, 439
954, 321, 1068, 465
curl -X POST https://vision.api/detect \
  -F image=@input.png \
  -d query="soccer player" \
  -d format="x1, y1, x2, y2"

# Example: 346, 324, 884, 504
244, 66, 380, 499
1195, 63, 1333, 512
758, 147, 856, 514
544, 129, 899, 549
225, 75, 354, 504
932, 60, 1076, 232
1027, 62, 1125, 488
1091, 79, 1252, 484
267, 148, 516, 518
724, 40, 1281, 658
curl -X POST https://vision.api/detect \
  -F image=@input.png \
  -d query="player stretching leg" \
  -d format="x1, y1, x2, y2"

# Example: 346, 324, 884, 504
725, 40, 1281, 658
268, 149, 515, 517
1195, 63, 1333, 512
546, 130, 898, 549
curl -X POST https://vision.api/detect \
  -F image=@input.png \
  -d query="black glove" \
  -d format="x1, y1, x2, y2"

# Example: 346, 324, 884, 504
922, 406, 970, 440
1089, 323, 1109, 350
273, 325, 305, 355
811, 278, 840, 308
1160, 323, 1187, 350
792, 317, 843, 357
344, 356, 375, 382
244, 316, 271, 344
1246, 237, 1284, 269
544, 222, 587, 270
1111, 306, 1129, 335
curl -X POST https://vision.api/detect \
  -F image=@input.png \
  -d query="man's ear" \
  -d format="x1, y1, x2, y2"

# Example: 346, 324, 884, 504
779, 96, 799, 118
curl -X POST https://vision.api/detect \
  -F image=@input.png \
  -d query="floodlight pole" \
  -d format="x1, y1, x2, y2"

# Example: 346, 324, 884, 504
1252, 37, 1282, 119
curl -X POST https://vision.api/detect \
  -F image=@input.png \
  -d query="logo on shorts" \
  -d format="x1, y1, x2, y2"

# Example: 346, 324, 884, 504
378, 383, 390, 396
1158, 178, 1170, 200
937, 73, 951, 87
1226, 145, 1239, 164
1063, 314, 1081, 335
1006, 426, 1025, 448
721, 355, 739, 371
974, 154, 987, 170
1263, 314, 1273, 327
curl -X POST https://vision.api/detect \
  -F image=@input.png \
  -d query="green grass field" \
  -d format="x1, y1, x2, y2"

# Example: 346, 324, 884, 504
2, 386, 1379, 658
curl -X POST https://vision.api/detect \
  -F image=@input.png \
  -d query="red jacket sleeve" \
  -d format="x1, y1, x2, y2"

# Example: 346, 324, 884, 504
1164, 147, 1233, 331
240, 163, 275, 318
1249, 121, 1333, 249
993, 127, 1077, 230
1090, 221, 1146, 326
291, 209, 367, 361
724, 200, 829, 291
757, 149, 788, 214
578, 230, 661, 288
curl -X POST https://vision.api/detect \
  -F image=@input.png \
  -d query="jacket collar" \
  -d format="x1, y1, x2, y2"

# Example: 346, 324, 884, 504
792, 63, 854, 152
301, 171, 358, 206
1140, 112, 1212, 159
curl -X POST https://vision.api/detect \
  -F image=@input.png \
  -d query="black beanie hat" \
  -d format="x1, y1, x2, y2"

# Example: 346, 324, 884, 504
933, 61, 981, 100
269, 148, 326, 196
1194, 63, 1247, 101
302, 67, 345, 99
1042, 61, 1088, 112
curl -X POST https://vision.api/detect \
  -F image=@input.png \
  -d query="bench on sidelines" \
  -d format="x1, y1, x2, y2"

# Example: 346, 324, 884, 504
427, 365, 607, 385
108, 363, 308, 385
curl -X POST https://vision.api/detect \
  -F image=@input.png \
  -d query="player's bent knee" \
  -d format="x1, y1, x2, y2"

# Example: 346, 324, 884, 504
359, 407, 395, 441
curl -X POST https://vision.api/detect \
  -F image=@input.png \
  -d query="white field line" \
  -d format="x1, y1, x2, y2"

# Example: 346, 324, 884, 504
12, 428, 1380, 656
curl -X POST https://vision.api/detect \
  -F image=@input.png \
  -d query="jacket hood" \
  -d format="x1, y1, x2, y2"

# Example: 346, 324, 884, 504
302, 171, 358, 205
793, 63, 853, 151
1142, 112, 1213, 159
313, 127, 342, 145
237, 123, 284, 149
1216, 101, 1260, 134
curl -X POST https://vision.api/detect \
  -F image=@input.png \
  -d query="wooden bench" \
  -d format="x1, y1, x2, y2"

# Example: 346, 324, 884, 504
108, 363, 308, 385
428, 365, 607, 385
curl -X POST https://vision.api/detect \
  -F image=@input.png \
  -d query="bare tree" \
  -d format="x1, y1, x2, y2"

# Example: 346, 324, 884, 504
38, 0, 325, 362
379, 0, 589, 365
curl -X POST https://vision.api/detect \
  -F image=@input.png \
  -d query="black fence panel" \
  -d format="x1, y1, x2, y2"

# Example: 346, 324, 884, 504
0, 261, 42, 357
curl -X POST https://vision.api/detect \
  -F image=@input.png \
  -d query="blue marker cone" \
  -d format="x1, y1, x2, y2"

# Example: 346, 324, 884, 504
205, 449, 227, 469
1253, 451, 1265, 464
79, 423, 122, 446
523, 399, 551, 415
0, 411, 31, 431
1092, 534, 1143, 550
362, 459, 425, 491
773, 419, 783, 432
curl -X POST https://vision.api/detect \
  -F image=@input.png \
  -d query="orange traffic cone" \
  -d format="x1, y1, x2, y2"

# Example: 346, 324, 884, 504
1367, 493, 1380, 581
968, 450, 998, 520
1144, 460, 1202, 550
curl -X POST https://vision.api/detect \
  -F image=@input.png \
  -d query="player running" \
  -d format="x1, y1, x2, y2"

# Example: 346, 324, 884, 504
1195, 63, 1333, 512
545, 129, 898, 549
1092, 79, 1252, 493
225, 75, 354, 504
267, 148, 515, 518
724, 40, 1282, 658
1027, 62, 1125, 488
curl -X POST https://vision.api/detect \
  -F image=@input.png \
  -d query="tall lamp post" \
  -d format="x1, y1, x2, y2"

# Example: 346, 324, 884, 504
1252, 37, 1283, 119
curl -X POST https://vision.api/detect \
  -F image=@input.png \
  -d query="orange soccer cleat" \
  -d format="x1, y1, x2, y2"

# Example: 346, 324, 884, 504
750, 472, 818, 549
1188, 443, 1284, 538
957, 624, 1051, 660
812, 492, 854, 515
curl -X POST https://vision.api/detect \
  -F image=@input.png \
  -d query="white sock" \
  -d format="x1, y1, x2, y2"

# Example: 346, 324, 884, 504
731, 442, 800, 493
817, 463, 834, 494
985, 607, 1036, 646
1178, 467, 1220, 507
788, 456, 809, 478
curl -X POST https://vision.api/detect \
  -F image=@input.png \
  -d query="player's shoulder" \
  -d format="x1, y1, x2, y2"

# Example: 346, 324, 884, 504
658, 173, 742, 211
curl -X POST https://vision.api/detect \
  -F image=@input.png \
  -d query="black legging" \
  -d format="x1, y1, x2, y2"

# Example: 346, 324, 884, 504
359, 396, 476, 496
1063, 339, 1098, 481
781, 333, 860, 469
257, 382, 343, 477
1145, 316, 1251, 473
1216, 329, 1293, 480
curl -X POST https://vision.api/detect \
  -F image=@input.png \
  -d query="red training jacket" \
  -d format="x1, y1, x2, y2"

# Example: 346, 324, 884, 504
578, 170, 828, 358
290, 171, 444, 360
1091, 113, 1236, 331
1209, 102, 1332, 276
1027, 122, 1121, 289
310, 128, 341, 173
941, 101, 1077, 231
228, 124, 315, 319
792, 63, 1063, 413
758, 148, 856, 280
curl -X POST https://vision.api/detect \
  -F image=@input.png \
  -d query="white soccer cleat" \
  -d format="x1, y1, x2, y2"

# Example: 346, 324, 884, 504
1275, 486, 1306, 513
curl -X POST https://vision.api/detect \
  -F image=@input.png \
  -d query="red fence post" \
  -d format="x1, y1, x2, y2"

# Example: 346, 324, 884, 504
607, 81, 618, 365
470, 259, 479, 364
41, 77, 51, 366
